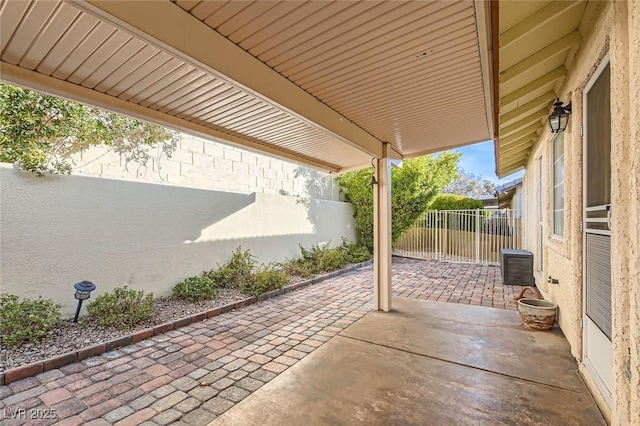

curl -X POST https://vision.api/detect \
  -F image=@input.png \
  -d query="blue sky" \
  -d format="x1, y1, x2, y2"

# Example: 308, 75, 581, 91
447, 140, 524, 185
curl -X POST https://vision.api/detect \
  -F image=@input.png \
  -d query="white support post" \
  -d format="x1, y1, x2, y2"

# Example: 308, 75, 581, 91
373, 145, 392, 312
476, 209, 481, 263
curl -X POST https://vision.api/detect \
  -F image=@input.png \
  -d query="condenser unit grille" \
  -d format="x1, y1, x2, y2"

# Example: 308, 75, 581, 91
501, 249, 534, 285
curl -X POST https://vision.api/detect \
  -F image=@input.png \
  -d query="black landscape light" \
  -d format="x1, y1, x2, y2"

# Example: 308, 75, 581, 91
73, 280, 96, 323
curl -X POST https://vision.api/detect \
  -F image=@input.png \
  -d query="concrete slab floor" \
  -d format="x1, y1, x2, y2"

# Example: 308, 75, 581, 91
212, 297, 605, 426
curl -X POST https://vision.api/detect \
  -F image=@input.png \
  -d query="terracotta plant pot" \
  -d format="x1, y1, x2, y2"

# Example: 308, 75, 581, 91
514, 286, 557, 331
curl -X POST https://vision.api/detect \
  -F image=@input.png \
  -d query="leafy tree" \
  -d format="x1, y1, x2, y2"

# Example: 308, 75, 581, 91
429, 193, 484, 210
336, 153, 460, 251
443, 169, 496, 197
0, 83, 178, 176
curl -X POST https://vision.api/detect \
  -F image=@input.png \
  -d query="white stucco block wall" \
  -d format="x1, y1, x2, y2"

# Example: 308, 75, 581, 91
0, 165, 357, 314
70, 133, 341, 201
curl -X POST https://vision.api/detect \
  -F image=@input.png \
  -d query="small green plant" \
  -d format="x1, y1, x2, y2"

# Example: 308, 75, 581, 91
206, 247, 257, 290
172, 275, 218, 302
316, 246, 347, 271
340, 237, 372, 263
0, 293, 61, 348
283, 240, 354, 277
87, 286, 154, 329
281, 260, 316, 278
246, 265, 289, 296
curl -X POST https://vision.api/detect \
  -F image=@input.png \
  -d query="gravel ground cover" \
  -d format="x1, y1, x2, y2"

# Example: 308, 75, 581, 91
0, 271, 317, 372
0, 290, 246, 371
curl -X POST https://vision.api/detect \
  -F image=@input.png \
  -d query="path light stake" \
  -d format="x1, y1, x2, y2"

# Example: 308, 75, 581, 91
73, 280, 96, 323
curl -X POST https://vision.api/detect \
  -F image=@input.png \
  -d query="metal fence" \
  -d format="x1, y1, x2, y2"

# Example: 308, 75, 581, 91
393, 209, 523, 265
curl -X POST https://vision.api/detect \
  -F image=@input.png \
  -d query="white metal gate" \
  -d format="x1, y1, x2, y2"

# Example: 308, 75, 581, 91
393, 209, 523, 265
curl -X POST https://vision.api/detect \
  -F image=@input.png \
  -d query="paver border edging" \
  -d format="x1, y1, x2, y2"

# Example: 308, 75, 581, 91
0, 260, 372, 386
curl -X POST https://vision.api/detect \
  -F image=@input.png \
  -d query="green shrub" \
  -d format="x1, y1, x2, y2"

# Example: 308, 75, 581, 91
0, 293, 61, 348
87, 286, 154, 329
336, 154, 461, 250
246, 265, 289, 296
340, 238, 372, 263
206, 247, 257, 290
316, 247, 347, 271
173, 275, 218, 301
286, 241, 351, 276
429, 193, 484, 210
281, 259, 316, 278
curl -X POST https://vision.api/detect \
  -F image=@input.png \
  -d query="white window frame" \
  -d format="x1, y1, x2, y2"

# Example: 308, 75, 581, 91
536, 156, 543, 272
552, 132, 565, 237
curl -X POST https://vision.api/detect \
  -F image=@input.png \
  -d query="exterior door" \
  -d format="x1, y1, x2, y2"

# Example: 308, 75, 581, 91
583, 57, 612, 406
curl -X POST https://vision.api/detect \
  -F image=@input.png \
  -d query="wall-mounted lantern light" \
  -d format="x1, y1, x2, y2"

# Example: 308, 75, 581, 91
370, 158, 378, 186
73, 280, 96, 323
548, 98, 572, 133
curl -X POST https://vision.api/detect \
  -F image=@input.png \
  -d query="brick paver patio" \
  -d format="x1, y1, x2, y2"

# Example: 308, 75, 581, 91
0, 258, 525, 425
393, 257, 526, 310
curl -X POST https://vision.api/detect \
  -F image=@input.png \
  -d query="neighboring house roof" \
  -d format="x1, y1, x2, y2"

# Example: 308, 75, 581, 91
494, 177, 523, 195
493, 177, 523, 209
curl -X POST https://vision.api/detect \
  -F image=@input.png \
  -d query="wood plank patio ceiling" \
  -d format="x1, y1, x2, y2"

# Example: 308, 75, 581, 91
1, 0, 494, 173
497, 0, 597, 177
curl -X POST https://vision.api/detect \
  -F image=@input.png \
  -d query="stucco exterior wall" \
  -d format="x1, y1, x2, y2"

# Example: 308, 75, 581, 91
520, 1, 640, 424
627, 2, 640, 423
0, 164, 357, 315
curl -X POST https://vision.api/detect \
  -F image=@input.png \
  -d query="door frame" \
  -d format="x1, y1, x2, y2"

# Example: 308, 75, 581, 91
581, 52, 612, 407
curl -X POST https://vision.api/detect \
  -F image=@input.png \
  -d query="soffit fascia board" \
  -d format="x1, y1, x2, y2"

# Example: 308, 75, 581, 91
500, 1, 581, 49
501, 131, 539, 149
0, 62, 342, 173
499, 66, 567, 108
500, 31, 581, 85
499, 110, 548, 136
503, 152, 530, 167
500, 124, 540, 145
75, 0, 385, 159
501, 142, 535, 158
500, 147, 532, 163
500, 91, 556, 125
500, 164, 525, 177
491, 0, 500, 176
500, 137, 537, 155
500, 164, 526, 177
474, 0, 496, 140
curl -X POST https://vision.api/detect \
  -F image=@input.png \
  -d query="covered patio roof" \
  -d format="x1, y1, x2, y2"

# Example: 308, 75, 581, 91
497, 0, 598, 177
1, 0, 495, 173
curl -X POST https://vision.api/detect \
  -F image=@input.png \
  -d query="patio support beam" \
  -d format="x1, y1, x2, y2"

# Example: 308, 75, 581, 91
373, 143, 392, 312
74, 0, 384, 159
0, 62, 340, 173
